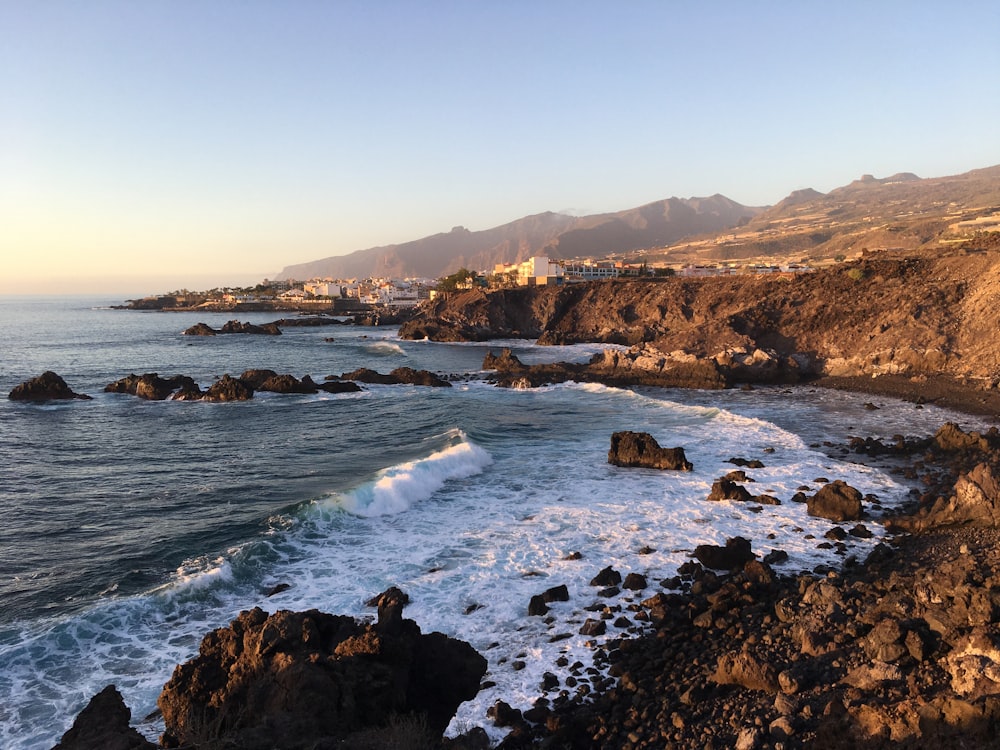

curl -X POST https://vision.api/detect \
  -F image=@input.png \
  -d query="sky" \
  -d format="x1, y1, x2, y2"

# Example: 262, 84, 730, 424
2, 1, 999, 295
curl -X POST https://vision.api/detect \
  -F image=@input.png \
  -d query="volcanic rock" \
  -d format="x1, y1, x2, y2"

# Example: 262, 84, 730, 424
806, 480, 864, 521
9, 371, 91, 401
317, 379, 364, 393
707, 477, 757, 503
608, 431, 693, 470
201, 374, 254, 402
104, 373, 198, 400
340, 367, 451, 387
693, 536, 755, 570
157, 601, 486, 749
52, 684, 156, 750
894, 463, 1000, 531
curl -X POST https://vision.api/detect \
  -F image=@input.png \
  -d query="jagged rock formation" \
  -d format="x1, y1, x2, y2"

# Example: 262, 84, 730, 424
51, 685, 155, 750
157, 601, 486, 749
607, 431, 693, 470
9, 371, 92, 402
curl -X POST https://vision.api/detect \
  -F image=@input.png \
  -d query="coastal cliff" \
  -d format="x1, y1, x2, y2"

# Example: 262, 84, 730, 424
400, 238, 1000, 395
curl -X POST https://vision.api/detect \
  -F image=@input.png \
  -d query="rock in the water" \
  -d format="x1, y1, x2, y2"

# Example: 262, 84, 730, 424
201, 374, 254, 402
52, 684, 156, 750
707, 478, 757, 503
105, 373, 198, 400
608, 431, 693, 470
9, 371, 91, 401
340, 367, 451, 387
590, 566, 622, 587
807, 480, 864, 521
693, 536, 754, 570
158, 604, 486, 750
483, 348, 525, 371
317, 379, 364, 394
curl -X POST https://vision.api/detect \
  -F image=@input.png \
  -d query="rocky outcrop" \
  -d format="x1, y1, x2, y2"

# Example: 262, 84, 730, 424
894, 463, 1000, 532
9, 371, 92, 401
104, 373, 199, 400
340, 367, 452, 387
51, 685, 156, 750
239, 369, 319, 394
608, 431, 693, 470
182, 320, 281, 335
201, 374, 254, 402
158, 598, 486, 750
404, 246, 1000, 391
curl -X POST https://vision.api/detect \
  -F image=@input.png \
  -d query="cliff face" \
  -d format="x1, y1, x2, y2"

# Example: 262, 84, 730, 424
400, 239, 1000, 386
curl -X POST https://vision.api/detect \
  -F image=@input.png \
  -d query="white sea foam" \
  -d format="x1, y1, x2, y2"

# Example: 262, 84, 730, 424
333, 435, 493, 516
363, 340, 406, 356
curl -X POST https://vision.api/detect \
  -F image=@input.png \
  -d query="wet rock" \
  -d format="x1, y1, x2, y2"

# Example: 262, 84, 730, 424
607, 431, 693, 470
317, 379, 364, 393
9, 371, 91, 401
579, 619, 607, 637
693, 536, 754, 571
52, 684, 156, 750
201, 374, 254, 402
483, 348, 525, 371
104, 373, 199, 400
622, 573, 647, 591
157, 603, 486, 749
707, 478, 756, 503
340, 367, 451, 387
807, 480, 864, 521
590, 566, 622, 587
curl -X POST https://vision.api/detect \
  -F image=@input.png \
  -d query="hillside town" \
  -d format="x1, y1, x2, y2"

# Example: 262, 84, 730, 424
124, 256, 818, 312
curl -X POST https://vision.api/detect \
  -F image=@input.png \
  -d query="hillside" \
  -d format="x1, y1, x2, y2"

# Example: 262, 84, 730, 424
644, 165, 1000, 265
277, 195, 762, 280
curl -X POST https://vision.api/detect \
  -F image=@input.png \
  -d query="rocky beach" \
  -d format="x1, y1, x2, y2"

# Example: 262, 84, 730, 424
27, 239, 1000, 749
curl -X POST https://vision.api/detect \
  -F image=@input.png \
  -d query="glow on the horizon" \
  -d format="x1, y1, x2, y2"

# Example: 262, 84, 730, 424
2, 1, 998, 294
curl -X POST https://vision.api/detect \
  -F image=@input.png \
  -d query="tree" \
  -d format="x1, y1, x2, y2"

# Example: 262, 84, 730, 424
437, 268, 476, 292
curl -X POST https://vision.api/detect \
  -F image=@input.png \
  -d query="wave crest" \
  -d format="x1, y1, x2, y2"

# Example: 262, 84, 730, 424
335, 435, 492, 517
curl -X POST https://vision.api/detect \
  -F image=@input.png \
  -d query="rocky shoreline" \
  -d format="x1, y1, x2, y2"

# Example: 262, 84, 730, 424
46, 416, 1000, 750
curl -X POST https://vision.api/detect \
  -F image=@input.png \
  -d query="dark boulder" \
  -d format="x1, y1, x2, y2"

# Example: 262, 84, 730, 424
608, 431, 693, 471
590, 566, 622, 587
52, 684, 156, 750
201, 374, 254, 402
390, 367, 452, 387
622, 572, 648, 591
238, 369, 279, 389
706, 478, 756, 503
483, 348, 525, 371
693, 536, 755, 571
219, 319, 281, 335
258, 374, 319, 394
182, 322, 216, 336
9, 371, 91, 401
317, 379, 364, 394
104, 373, 198, 400
341, 367, 451, 387
807, 480, 864, 521
158, 601, 486, 750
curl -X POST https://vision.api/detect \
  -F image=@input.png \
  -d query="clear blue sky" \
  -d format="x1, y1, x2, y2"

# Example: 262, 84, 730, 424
2, 0, 998, 294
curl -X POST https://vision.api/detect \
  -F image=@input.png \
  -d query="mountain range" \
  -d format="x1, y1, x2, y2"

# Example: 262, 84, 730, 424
277, 165, 1000, 280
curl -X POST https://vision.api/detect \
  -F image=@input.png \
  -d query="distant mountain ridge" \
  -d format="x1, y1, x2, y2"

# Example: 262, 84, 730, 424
278, 165, 1000, 280
277, 195, 763, 280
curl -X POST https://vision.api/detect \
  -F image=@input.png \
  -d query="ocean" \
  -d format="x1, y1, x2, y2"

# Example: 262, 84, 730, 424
0, 295, 987, 749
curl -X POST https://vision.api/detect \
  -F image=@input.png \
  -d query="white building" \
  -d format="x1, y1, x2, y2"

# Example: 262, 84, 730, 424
493, 256, 564, 286
304, 281, 343, 297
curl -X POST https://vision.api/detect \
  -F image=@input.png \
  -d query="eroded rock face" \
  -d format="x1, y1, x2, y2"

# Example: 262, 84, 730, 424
896, 463, 1000, 532
340, 367, 451, 387
608, 431, 693, 471
9, 371, 91, 401
158, 602, 486, 750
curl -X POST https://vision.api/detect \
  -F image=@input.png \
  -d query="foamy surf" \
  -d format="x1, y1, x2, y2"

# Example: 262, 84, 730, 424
333, 434, 493, 516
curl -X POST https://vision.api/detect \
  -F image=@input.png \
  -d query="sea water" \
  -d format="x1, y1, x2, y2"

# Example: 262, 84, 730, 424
0, 295, 989, 749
